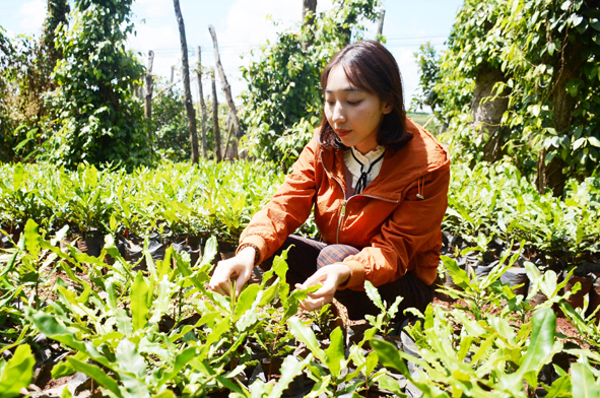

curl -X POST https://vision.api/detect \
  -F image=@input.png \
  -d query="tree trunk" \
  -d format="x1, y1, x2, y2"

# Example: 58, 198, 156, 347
301, 0, 317, 50
536, 41, 584, 197
471, 63, 509, 162
211, 70, 222, 163
208, 25, 240, 158
197, 46, 208, 158
173, 0, 199, 164
376, 9, 385, 36
144, 50, 154, 155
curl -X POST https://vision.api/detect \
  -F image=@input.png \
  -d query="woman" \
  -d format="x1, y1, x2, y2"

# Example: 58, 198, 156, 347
209, 40, 450, 323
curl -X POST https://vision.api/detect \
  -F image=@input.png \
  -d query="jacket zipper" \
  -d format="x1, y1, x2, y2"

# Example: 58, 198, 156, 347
320, 152, 399, 244
336, 200, 346, 244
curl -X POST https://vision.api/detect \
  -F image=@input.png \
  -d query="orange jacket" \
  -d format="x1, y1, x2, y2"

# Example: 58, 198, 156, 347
239, 118, 450, 290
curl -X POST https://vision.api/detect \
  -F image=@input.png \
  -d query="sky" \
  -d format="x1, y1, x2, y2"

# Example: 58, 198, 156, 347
0, 0, 464, 109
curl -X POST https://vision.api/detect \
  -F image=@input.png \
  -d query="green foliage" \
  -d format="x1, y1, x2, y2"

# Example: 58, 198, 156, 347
445, 160, 600, 266
0, 161, 284, 242
1, 158, 598, 261
0, 27, 15, 162
149, 85, 192, 162
149, 81, 230, 162
0, 344, 35, 398
0, 171, 600, 396
46, 0, 150, 169
0, 2, 70, 164
410, 43, 441, 113
240, 0, 381, 170
372, 255, 586, 397
422, 0, 600, 184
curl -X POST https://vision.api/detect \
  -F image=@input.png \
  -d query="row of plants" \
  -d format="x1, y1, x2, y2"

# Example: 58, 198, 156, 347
3, 219, 600, 397
0, 161, 283, 248
1, 159, 599, 268
443, 160, 600, 269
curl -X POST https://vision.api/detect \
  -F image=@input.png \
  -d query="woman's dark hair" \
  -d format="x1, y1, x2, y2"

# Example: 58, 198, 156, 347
319, 40, 411, 151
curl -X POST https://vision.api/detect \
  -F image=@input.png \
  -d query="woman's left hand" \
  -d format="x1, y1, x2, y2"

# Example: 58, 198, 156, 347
295, 264, 351, 311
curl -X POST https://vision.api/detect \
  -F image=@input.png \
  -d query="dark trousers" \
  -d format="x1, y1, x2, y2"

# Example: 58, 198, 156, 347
261, 235, 434, 322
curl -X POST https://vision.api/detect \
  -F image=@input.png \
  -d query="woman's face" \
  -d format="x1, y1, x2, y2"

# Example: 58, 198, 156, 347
324, 65, 392, 154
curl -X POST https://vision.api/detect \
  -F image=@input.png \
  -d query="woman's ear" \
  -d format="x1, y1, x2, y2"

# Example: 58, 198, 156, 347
382, 101, 393, 115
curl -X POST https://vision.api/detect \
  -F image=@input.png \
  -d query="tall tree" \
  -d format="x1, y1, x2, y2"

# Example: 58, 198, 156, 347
208, 25, 240, 158
173, 0, 199, 164
48, 0, 150, 169
197, 46, 208, 158
428, 0, 600, 197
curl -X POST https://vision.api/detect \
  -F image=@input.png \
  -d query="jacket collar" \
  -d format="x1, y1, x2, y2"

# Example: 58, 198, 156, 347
319, 118, 450, 201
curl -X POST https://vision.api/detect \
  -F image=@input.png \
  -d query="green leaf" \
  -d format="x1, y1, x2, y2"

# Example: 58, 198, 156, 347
52, 360, 76, 379
116, 339, 146, 379
588, 137, 600, 148
149, 275, 173, 324
106, 279, 117, 311
546, 373, 571, 398
572, 357, 600, 398
519, 307, 556, 375
365, 351, 379, 376
115, 308, 133, 337
61, 385, 73, 398
28, 310, 87, 354
259, 278, 280, 306
370, 339, 410, 376
152, 391, 176, 398
269, 355, 311, 398
200, 236, 218, 266
376, 374, 406, 397
172, 251, 203, 291
131, 271, 149, 331
67, 357, 123, 398
364, 281, 385, 311
325, 327, 344, 378
24, 219, 42, 258
157, 347, 197, 388
12, 163, 24, 191
0, 344, 35, 398
441, 255, 470, 290
574, 137, 587, 151
288, 317, 326, 363
234, 283, 261, 322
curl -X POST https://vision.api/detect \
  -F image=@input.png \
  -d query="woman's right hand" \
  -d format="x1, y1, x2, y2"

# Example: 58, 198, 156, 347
208, 246, 256, 297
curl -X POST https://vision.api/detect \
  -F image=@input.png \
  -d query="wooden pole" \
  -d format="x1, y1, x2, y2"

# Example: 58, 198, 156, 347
144, 50, 154, 120
173, 0, 199, 164
211, 70, 222, 163
197, 46, 208, 158
223, 114, 234, 159
144, 50, 155, 155
208, 25, 240, 158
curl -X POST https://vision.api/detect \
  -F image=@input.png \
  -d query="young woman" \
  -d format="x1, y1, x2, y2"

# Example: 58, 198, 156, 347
209, 40, 450, 323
